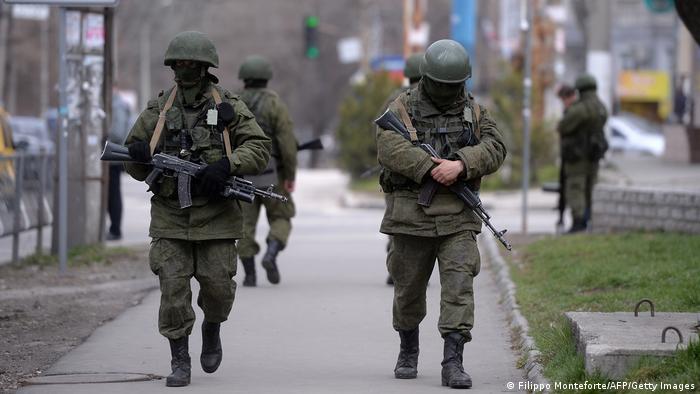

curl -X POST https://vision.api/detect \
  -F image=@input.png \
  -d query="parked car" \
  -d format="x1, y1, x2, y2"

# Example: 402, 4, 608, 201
8, 116, 55, 155
605, 113, 665, 157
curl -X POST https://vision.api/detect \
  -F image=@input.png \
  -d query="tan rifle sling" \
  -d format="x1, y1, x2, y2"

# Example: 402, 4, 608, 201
210, 87, 233, 157
148, 86, 178, 155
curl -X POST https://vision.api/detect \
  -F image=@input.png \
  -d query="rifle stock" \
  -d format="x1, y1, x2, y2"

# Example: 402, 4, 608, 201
297, 138, 324, 151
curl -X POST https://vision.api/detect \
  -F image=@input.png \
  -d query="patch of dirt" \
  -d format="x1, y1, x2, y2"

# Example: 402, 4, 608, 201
0, 247, 153, 393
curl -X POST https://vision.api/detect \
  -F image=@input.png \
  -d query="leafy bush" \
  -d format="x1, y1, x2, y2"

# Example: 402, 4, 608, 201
489, 63, 558, 188
336, 72, 400, 179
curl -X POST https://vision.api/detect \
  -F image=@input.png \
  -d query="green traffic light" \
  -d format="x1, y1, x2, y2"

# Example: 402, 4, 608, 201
306, 47, 319, 59
306, 15, 319, 28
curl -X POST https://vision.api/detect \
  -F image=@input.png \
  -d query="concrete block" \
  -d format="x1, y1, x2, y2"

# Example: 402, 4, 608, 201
566, 312, 699, 380
636, 192, 652, 204
671, 208, 684, 220
611, 190, 625, 201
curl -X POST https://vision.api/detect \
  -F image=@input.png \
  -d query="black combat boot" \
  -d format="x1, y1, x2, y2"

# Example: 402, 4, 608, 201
240, 257, 256, 287
567, 218, 587, 234
386, 275, 394, 285
441, 333, 472, 389
200, 321, 222, 373
394, 328, 419, 379
261, 239, 282, 284
166, 336, 191, 387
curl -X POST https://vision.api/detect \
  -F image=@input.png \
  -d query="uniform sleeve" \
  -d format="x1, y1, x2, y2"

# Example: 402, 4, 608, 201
123, 101, 159, 182
226, 99, 271, 176
375, 101, 433, 184
558, 103, 584, 136
454, 106, 507, 180
271, 97, 298, 181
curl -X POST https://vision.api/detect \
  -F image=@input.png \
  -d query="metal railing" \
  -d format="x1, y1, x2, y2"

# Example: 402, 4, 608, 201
0, 151, 55, 263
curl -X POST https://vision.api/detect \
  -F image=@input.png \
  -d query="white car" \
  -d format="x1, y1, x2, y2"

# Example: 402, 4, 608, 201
605, 114, 665, 157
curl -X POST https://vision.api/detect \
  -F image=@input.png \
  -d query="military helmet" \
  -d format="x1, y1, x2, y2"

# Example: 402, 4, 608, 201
164, 31, 219, 68
420, 40, 471, 83
575, 73, 597, 91
404, 53, 424, 80
238, 55, 273, 81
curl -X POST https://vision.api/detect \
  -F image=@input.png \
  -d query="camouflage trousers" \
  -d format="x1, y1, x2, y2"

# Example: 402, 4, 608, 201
238, 186, 295, 258
387, 231, 480, 340
149, 238, 237, 339
564, 161, 598, 220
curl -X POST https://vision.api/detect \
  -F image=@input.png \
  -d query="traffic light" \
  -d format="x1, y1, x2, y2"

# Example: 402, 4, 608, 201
304, 15, 319, 59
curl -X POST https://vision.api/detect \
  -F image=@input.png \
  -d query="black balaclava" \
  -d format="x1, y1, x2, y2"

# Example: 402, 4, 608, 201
244, 79, 268, 89
172, 63, 208, 104
422, 77, 466, 112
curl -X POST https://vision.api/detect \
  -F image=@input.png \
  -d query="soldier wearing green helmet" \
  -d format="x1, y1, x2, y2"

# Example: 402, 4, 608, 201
236, 55, 298, 287
558, 73, 608, 232
123, 31, 271, 387
376, 39, 506, 389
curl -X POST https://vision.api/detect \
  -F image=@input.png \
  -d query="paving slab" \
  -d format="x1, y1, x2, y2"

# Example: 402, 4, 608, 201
566, 311, 700, 379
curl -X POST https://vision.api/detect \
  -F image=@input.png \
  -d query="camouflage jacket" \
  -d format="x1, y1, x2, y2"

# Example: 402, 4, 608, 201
124, 81, 271, 240
237, 88, 297, 182
557, 90, 608, 164
376, 83, 506, 237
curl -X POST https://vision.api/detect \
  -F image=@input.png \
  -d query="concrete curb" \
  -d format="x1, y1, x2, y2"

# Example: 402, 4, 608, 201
481, 233, 551, 392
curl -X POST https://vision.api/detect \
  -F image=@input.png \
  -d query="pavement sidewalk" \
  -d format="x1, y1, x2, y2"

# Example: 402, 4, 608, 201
18, 169, 523, 394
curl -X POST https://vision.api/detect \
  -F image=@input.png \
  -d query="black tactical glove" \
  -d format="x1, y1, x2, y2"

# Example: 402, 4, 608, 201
196, 157, 230, 196
127, 141, 152, 162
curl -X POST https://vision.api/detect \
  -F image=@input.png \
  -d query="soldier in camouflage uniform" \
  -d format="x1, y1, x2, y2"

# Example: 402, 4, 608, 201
124, 31, 271, 387
557, 74, 608, 233
236, 55, 297, 286
386, 52, 423, 286
376, 40, 506, 389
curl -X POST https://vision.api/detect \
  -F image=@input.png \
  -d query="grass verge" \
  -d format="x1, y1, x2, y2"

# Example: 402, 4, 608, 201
508, 233, 700, 393
19, 244, 136, 268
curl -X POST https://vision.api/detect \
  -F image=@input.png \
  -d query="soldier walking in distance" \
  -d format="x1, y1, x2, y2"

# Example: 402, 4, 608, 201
123, 31, 270, 387
557, 74, 608, 232
376, 40, 506, 389
236, 55, 297, 286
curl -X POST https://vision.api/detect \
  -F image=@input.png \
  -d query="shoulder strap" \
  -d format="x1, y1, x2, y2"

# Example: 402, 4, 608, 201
148, 86, 178, 155
210, 87, 233, 157
472, 102, 481, 139
393, 97, 418, 143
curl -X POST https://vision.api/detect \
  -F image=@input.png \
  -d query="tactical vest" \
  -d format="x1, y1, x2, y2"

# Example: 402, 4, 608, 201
239, 89, 280, 157
239, 89, 280, 187
149, 86, 229, 199
379, 89, 482, 193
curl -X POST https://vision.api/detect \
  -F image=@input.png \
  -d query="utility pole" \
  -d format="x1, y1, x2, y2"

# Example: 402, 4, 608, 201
138, 23, 150, 110
584, 0, 612, 111
521, 0, 532, 235
40, 10, 49, 116
0, 3, 9, 107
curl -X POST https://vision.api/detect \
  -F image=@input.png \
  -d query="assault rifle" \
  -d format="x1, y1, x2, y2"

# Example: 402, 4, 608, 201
375, 109, 512, 251
100, 141, 288, 209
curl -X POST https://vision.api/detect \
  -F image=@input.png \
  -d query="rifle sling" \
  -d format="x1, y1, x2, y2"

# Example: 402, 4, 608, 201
393, 98, 418, 143
210, 87, 233, 157
149, 86, 178, 155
